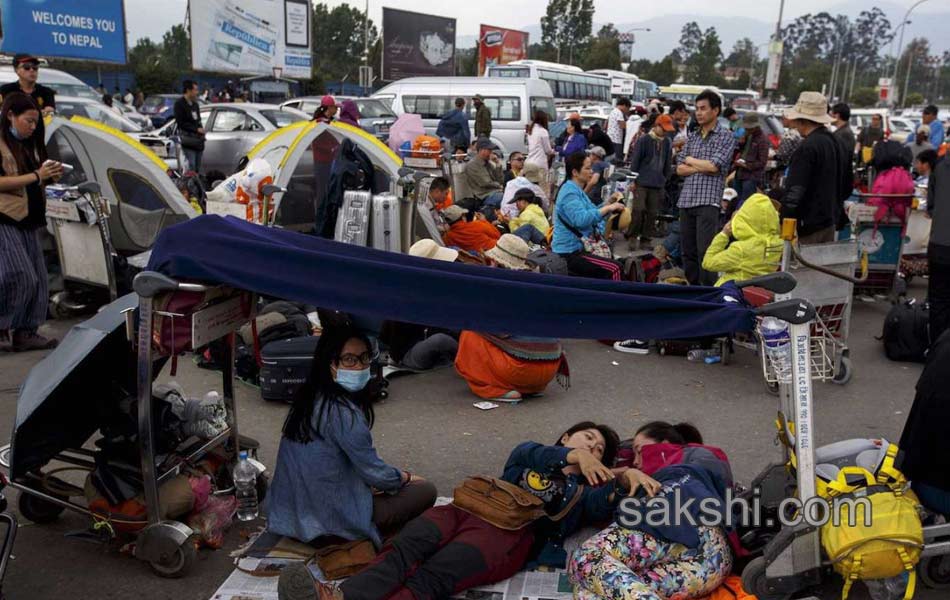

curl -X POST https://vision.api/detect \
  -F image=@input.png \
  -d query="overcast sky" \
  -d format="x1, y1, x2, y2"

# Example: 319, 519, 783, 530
127, 0, 946, 45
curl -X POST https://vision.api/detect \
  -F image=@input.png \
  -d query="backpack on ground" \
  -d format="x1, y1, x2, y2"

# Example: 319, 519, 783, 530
526, 249, 568, 276
623, 254, 662, 283
881, 299, 929, 362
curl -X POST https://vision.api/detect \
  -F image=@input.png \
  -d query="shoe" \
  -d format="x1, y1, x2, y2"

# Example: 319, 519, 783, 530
11, 331, 58, 352
613, 339, 650, 354
491, 390, 522, 403
278, 562, 342, 600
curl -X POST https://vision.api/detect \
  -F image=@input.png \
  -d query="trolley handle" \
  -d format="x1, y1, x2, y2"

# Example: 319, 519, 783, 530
734, 272, 797, 294
755, 298, 816, 325
788, 242, 869, 284
133, 271, 210, 298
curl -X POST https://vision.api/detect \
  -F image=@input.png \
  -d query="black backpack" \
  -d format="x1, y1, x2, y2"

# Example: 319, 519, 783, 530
881, 300, 929, 362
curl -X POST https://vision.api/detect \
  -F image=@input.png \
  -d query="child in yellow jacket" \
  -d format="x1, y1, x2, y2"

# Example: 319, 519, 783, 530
702, 192, 782, 286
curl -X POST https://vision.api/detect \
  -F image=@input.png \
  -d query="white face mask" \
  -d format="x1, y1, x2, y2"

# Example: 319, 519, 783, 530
334, 366, 371, 393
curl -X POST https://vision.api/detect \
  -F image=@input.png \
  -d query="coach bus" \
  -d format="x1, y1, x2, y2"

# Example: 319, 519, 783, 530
486, 60, 611, 105
585, 69, 658, 104
659, 84, 724, 106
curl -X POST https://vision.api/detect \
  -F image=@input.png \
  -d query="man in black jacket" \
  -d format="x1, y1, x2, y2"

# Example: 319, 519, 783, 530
174, 80, 205, 173
779, 92, 847, 243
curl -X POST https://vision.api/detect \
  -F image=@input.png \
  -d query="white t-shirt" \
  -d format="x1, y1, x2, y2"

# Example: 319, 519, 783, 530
607, 108, 626, 145
526, 124, 554, 168
500, 176, 549, 218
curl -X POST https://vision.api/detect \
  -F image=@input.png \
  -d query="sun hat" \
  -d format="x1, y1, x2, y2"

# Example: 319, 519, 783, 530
784, 92, 833, 124
588, 145, 607, 158
741, 113, 761, 129
441, 205, 468, 223
522, 162, 545, 184
409, 238, 459, 263
484, 234, 531, 270
917, 124, 931, 136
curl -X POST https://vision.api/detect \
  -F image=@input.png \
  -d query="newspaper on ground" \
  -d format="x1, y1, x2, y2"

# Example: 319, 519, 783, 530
210, 557, 324, 600
452, 569, 573, 600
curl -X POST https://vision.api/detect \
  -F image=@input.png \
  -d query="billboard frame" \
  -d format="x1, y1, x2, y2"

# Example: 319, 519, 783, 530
381, 6, 457, 82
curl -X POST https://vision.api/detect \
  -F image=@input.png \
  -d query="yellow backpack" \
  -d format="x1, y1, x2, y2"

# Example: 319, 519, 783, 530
818, 444, 924, 600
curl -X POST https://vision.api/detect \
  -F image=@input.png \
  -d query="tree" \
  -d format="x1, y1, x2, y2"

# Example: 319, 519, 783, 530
162, 24, 191, 72
128, 37, 176, 94
850, 87, 879, 107
676, 24, 724, 85
312, 3, 378, 83
905, 92, 925, 106
540, 0, 595, 65
582, 24, 621, 71
676, 22, 703, 65
723, 38, 757, 68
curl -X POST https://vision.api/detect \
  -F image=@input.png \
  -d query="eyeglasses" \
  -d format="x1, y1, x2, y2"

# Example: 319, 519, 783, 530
18, 65, 38, 71
337, 352, 374, 368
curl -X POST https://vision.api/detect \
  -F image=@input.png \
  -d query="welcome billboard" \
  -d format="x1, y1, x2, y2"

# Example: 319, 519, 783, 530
188, 0, 312, 78
478, 24, 528, 76
382, 7, 456, 81
0, 0, 127, 63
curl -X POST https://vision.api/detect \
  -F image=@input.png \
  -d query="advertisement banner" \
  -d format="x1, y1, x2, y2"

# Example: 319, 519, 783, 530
382, 7, 456, 81
0, 0, 127, 63
478, 24, 528, 76
188, 0, 312, 79
764, 38, 783, 91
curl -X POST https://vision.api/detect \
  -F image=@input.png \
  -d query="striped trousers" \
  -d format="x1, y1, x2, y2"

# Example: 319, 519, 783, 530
0, 223, 48, 332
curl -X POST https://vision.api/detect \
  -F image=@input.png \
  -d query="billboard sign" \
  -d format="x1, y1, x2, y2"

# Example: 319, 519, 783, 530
478, 24, 528, 76
0, 0, 127, 63
382, 7, 455, 81
765, 38, 783, 91
188, 0, 312, 79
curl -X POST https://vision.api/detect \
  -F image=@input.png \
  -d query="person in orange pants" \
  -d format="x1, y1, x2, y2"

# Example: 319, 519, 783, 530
454, 331, 567, 402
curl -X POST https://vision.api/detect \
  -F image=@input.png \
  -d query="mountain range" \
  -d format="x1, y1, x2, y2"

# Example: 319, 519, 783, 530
457, 0, 949, 62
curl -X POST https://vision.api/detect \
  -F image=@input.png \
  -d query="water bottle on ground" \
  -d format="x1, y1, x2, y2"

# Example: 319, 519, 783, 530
687, 349, 708, 362
760, 316, 791, 383
234, 450, 259, 521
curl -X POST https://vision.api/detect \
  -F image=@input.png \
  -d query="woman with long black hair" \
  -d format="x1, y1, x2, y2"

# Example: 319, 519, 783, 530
266, 325, 436, 549
0, 92, 62, 352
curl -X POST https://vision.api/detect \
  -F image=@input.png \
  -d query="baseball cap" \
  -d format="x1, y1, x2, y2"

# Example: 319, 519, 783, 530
320, 95, 338, 108
13, 53, 39, 67
588, 146, 606, 158
442, 204, 468, 223
655, 114, 675, 132
917, 124, 931, 136
475, 137, 498, 151
473, 94, 484, 101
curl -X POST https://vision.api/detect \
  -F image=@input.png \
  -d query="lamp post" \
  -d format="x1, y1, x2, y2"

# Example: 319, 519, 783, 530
749, 42, 769, 93
619, 28, 651, 71
890, 0, 931, 107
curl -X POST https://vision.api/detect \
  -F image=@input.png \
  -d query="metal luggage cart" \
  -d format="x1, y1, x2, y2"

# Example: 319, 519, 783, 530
761, 238, 862, 386
847, 192, 914, 299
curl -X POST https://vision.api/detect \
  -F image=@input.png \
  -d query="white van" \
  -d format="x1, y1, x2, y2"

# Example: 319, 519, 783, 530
373, 77, 555, 155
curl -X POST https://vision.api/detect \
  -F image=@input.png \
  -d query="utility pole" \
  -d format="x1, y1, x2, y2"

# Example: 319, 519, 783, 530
890, 0, 931, 107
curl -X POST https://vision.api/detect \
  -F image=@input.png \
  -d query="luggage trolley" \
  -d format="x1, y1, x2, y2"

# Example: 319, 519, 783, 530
847, 192, 915, 299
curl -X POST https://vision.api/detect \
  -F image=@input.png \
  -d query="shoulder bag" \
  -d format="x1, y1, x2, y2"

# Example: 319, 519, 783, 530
452, 475, 584, 531
556, 212, 613, 259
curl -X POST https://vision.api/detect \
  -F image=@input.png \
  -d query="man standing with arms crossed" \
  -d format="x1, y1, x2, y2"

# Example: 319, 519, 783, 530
675, 90, 735, 286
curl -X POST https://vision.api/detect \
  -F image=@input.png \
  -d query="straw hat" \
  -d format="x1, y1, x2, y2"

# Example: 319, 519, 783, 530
522, 162, 545, 184
484, 234, 531, 270
409, 238, 459, 263
784, 92, 833, 124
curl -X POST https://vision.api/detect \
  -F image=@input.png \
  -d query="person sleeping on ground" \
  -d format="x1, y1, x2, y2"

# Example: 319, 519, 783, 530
453, 234, 569, 403
266, 326, 437, 550
569, 421, 735, 600
279, 421, 669, 600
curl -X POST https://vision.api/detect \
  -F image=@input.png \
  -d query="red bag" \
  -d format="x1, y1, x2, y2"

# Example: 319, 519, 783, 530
636, 442, 731, 476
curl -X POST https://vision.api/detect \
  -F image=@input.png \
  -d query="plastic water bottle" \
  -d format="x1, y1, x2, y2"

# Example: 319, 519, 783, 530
864, 573, 909, 600
687, 349, 708, 362
760, 316, 791, 383
234, 450, 259, 521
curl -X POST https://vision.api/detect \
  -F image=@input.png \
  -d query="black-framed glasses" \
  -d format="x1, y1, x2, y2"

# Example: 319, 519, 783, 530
338, 352, 374, 368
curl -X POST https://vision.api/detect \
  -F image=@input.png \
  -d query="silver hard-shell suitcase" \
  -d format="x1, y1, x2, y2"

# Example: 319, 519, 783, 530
370, 193, 401, 252
334, 190, 372, 246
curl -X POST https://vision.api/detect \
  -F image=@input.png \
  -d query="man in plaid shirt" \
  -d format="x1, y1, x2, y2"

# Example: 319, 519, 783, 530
675, 90, 736, 286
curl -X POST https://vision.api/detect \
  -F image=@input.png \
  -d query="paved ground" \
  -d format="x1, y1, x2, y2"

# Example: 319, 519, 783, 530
0, 281, 943, 599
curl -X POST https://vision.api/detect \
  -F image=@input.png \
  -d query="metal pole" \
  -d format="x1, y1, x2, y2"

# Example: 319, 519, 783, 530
902, 47, 914, 108
890, 0, 931, 107
849, 55, 858, 99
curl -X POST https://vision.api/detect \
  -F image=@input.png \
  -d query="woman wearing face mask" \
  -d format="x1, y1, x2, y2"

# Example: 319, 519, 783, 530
266, 326, 437, 550
0, 93, 62, 352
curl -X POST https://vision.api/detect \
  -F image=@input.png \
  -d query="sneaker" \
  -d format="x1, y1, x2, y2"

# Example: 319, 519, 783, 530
11, 331, 58, 352
491, 390, 522, 403
278, 562, 342, 600
613, 339, 650, 354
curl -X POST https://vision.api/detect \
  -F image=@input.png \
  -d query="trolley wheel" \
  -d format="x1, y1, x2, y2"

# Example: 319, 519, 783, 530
765, 380, 780, 396
920, 555, 950, 589
149, 538, 197, 579
17, 492, 66, 524
832, 356, 853, 385
742, 556, 791, 600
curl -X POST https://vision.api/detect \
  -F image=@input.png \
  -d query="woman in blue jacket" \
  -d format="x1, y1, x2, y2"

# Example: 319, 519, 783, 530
557, 118, 589, 159
267, 325, 437, 550
279, 421, 656, 600
552, 151, 626, 280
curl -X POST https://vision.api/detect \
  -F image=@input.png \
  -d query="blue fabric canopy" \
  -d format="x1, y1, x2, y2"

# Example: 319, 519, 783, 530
147, 216, 755, 340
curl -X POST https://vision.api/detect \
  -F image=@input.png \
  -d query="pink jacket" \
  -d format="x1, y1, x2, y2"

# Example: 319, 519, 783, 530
868, 167, 915, 224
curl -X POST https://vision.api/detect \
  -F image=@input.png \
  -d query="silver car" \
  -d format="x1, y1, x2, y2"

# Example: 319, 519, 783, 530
280, 96, 396, 141
53, 95, 144, 134
137, 102, 309, 181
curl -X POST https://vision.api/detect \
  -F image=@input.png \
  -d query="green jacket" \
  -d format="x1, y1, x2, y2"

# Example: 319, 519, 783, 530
702, 192, 782, 287
475, 104, 492, 137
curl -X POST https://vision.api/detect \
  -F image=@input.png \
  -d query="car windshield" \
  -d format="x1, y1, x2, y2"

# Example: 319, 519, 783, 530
354, 99, 395, 118
144, 96, 171, 108
48, 84, 99, 100
260, 109, 308, 128
56, 102, 142, 133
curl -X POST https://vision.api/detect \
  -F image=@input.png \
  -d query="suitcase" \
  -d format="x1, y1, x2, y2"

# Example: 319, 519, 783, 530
526, 249, 568, 276
260, 336, 320, 402
334, 190, 372, 246
370, 193, 401, 252
881, 299, 929, 363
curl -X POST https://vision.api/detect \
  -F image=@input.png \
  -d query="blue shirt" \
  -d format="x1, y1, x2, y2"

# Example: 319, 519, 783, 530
930, 121, 946, 150
436, 109, 471, 149
558, 133, 588, 158
552, 180, 605, 255
266, 395, 403, 548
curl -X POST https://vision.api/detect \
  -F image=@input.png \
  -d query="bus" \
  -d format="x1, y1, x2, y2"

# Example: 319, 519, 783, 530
659, 84, 724, 105
486, 60, 611, 105
584, 69, 658, 104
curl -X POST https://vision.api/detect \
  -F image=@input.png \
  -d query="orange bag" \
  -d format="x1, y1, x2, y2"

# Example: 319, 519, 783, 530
706, 575, 756, 600
412, 135, 442, 158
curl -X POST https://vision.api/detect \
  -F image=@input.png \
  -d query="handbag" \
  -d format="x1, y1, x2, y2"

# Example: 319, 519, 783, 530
452, 475, 584, 531
180, 130, 205, 152
557, 213, 613, 259
313, 540, 377, 580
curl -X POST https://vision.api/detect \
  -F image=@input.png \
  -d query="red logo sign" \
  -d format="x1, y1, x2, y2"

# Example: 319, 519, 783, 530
478, 24, 528, 76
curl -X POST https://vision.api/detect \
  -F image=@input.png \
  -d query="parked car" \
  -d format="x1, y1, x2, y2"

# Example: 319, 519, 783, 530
114, 101, 152, 130
53, 96, 143, 134
280, 96, 397, 141
888, 116, 917, 144
737, 111, 785, 149
140, 94, 180, 128
850, 108, 893, 139
0, 64, 99, 101
137, 102, 309, 181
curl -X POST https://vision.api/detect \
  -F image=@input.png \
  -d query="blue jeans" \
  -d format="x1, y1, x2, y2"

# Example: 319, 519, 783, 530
182, 148, 202, 173
480, 191, 504, 220
513, 224, 546, 245
662, 218, 682, 264
736, 178, 758, 206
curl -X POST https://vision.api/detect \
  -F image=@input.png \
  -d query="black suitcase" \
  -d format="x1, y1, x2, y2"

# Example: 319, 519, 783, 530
260, 336, 320, 402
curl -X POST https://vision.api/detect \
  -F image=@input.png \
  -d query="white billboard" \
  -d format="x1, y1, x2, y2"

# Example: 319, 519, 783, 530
188, 0, 312, 79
